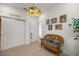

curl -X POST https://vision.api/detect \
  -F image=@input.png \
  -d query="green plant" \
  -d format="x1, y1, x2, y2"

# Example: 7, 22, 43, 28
72, 18, 79, 32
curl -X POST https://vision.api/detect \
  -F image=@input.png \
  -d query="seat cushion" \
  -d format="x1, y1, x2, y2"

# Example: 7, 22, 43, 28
48, 40, 60, 47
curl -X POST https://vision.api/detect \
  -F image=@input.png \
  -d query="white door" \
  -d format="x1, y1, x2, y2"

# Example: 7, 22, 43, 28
29, 22, 39, 43
14, 20, 25, 46
1, 17, 15, 50
1, 17, 25, 50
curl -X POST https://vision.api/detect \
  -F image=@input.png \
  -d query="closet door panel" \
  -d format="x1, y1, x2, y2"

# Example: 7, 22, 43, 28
14, 20, 25, 46
1, 17, 25, 50
1, 18, 15, 50
7, 19, 15, 48
1, 19, 9, 50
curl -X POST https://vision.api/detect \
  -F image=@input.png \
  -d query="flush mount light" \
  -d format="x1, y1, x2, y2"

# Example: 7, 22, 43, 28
24, 5, 41, 16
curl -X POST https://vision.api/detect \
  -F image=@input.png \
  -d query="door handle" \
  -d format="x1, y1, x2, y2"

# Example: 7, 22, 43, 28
31, 33, 32, 35
30, 33, 32, 39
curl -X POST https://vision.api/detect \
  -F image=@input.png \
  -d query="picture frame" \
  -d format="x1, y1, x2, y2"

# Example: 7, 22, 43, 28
51, 18, 57, 24
60, 14, 67, 23
48, 25, 52, 30
55, 24, 62, 30
46, 19, 50, 25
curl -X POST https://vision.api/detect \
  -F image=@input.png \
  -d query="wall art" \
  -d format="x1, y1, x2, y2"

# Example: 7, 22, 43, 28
48, 25, 52, 30
60, 14, 67, 23
55, 24, 62, 30
46, 19, 50, 25
51, 18, 57, 24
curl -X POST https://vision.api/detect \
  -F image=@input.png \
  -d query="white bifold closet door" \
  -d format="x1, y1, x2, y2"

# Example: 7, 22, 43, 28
1, 17, 25, 50
14, 20, 25, 46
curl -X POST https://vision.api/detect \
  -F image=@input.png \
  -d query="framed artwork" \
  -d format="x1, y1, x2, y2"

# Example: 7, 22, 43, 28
55, 24, 62, 30
60, 14, 67, 23
48, 25, 52, 30
51, 18, 57, 24
46, 19, 50, 25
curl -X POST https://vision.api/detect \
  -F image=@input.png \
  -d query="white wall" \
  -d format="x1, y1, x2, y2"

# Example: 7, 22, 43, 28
41, 3, 79, 56
0, 5, 39, 50
0, 5, 24, 19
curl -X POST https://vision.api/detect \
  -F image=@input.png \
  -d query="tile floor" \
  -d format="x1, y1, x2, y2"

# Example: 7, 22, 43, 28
0, 41, 67, 56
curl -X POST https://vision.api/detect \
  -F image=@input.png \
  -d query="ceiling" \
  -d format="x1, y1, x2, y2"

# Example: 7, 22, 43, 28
0, 3, 58, 13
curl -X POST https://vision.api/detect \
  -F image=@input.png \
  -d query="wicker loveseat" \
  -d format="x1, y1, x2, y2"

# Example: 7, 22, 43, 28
41, 34, 64, 55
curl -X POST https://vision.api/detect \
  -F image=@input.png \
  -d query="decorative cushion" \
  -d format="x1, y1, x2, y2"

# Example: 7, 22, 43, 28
48, 40, 60, 47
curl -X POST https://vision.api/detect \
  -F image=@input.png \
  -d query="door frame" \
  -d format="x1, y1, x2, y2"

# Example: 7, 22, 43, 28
29, 23, 32, 45
0, 16, 1, 51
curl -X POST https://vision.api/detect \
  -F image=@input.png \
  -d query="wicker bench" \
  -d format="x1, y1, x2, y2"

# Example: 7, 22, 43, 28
41, 34, 64, 55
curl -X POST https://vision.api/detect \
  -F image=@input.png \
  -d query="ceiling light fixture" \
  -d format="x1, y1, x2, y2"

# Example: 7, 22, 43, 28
24, 4, 41, 16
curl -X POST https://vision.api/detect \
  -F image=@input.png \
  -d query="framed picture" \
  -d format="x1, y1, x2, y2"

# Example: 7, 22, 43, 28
48, 25, 52, 30
55, 24, 62, 30
46, 19, 50, 25
60, 14, 67, 23
51, 18, 57, 24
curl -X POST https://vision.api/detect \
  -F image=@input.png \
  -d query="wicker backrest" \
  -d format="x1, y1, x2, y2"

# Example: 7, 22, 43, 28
44, 34, 64, 46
